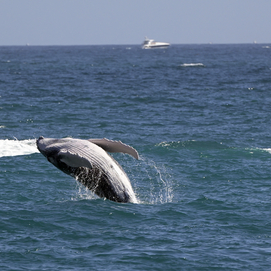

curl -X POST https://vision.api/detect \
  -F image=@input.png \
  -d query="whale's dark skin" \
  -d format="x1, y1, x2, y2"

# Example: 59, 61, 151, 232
36, 137, 139, 203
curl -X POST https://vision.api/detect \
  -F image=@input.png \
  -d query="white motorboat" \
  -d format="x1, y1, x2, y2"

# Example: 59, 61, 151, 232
142, 37, 170, 49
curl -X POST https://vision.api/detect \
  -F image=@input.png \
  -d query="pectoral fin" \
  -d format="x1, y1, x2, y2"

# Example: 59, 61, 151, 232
88, 138, 139, 160
58, 150, 92, 168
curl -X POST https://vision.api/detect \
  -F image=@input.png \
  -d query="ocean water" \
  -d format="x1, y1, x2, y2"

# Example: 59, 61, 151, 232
1, 44, 271, 270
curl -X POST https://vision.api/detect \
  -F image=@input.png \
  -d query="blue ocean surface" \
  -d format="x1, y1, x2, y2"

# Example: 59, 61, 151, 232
1, 44, 271, 270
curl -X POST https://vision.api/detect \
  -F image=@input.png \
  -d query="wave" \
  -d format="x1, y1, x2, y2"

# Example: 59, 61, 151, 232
261, 148, 271, 154
0, 139, 39, 158
179, 63, 205, 67
157, 140, 271, 154
156, 140, 226, 150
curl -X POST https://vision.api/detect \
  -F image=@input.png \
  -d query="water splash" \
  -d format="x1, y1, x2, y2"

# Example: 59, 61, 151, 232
0, 138, 39, 158
71, 184, 99, 201
133, 156, 174, 204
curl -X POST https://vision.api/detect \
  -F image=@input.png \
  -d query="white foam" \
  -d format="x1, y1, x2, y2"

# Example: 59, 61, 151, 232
0, 139, 39, 158
180, 63, 205, 67
262, 148, 271, 154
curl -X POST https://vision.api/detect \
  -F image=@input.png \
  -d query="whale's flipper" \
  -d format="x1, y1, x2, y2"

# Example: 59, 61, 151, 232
88, 138, 139, 160
58, 150, 92, 168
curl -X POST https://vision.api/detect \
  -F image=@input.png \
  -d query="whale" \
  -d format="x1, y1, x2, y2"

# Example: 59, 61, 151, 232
36, 136, 139, 203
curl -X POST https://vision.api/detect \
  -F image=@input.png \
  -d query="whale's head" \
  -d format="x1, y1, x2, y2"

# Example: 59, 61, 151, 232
37, 136, 93, 171
37, 136, 56, 152
36, 136, 66, 168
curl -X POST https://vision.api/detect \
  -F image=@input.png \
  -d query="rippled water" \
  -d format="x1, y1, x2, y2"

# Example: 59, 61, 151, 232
1, 44, 271, 270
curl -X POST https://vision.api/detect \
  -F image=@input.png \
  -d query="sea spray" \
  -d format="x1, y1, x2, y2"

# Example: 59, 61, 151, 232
133, 156, 174, 204
72, 182, 100, 201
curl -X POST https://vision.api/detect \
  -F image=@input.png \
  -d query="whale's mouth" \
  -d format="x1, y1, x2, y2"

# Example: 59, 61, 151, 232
36, 136, 58, 155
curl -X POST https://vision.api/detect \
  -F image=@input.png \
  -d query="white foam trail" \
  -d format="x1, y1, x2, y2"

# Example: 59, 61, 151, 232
180, 63, 205, 67
0, 139, 39, 158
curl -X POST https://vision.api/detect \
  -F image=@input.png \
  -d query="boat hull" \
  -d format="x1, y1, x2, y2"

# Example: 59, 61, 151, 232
141, 37, 170, 49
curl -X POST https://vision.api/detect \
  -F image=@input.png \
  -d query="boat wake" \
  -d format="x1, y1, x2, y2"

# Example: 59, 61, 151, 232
0, 139, 39, 158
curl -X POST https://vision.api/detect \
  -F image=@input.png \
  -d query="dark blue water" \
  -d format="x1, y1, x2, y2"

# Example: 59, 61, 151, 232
1, 44, 271, 270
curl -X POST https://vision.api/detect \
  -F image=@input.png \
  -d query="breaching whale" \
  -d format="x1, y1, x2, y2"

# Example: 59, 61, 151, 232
36, 136, 139, 203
